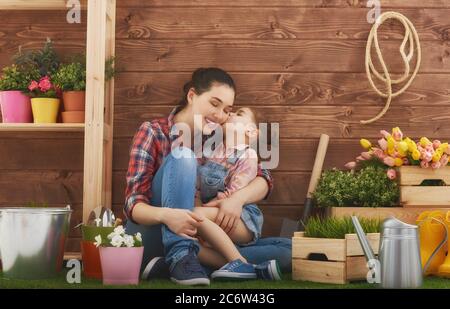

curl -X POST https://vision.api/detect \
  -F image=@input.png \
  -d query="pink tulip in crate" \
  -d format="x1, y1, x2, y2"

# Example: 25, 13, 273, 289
292, 232, 380, 284
399, 166, 450, 207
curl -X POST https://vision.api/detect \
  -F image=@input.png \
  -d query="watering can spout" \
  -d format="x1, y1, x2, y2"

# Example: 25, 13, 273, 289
351, 216, 376, 262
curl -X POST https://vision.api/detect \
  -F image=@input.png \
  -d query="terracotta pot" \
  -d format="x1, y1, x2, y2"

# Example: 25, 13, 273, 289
63, 91, 85, 111
99, 247, 144, 285
30, 98, 60, 123
0, 91, 32, 123
62, 111, 85, 123
80, 240, 102, 280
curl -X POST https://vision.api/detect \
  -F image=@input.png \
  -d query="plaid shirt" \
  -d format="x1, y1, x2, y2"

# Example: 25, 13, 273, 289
124, 107, 274, 222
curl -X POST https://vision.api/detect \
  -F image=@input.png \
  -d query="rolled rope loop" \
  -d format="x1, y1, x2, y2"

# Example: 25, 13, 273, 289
361, 11, 421, 124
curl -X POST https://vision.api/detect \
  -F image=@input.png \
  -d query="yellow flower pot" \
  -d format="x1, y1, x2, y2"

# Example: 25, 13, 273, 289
31, 98, 60, 123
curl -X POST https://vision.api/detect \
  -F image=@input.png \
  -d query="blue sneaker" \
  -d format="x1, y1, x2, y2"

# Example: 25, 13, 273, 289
170, 252, 210, 286
255, 260, 282, 281
211, 259, 257, 280
141, 257, 170, 280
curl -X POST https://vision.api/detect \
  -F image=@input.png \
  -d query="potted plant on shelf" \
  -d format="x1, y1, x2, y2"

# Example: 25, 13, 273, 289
95, 225, 143, 285
0, 65, 40, 123
27, 76, 60, 123
53, 62, 86, 123
292, 216, 381, 284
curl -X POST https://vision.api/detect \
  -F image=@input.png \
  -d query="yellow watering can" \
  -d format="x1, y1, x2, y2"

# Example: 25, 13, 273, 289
416, 210, 449, 276
438, 211, 450, 277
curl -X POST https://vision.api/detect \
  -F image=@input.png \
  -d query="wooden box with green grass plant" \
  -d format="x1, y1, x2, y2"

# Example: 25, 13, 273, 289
292, 217, 380, 284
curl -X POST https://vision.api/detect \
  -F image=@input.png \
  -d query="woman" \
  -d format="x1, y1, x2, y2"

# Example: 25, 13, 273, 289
124, 68, 291, 286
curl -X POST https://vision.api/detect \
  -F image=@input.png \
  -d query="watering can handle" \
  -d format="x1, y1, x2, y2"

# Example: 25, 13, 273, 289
419, 217, 448, 274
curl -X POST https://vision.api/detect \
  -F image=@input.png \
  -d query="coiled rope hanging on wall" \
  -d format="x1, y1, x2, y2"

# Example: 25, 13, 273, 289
361, 11, 421, 125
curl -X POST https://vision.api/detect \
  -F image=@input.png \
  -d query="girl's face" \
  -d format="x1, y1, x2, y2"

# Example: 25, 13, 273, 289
188, 83, 235, 135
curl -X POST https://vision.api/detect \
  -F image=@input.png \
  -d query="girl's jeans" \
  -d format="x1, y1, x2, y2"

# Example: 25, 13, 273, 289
125, 147, 292, 272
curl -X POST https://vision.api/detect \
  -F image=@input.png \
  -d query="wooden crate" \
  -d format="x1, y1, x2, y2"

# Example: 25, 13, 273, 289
399, 166, 450, 207
292, 232, 380, 284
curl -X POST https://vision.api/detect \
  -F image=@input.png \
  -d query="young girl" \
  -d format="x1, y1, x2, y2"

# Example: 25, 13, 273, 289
193, 107, 279, 280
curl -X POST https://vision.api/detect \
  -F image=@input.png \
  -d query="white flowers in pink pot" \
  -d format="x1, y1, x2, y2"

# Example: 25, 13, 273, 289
94, 225, 142, 248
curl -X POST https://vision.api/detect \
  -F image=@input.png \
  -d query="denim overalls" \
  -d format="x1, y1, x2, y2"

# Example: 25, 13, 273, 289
197, 147, 264, 245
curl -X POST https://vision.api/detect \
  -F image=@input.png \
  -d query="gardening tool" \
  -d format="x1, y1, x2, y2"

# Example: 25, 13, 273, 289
280, 134, 329, 237
86, 206, 115, 227
416, 210, 448, 275
352, 216, 447, 288
0, 206, 72, 279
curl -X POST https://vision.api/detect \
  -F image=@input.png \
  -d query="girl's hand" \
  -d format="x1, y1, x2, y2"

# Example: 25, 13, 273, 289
204, 194, 244, 235
162, 208, 204, 239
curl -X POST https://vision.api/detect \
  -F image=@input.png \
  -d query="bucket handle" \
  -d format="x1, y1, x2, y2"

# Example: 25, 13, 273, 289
417, 216, 448, 274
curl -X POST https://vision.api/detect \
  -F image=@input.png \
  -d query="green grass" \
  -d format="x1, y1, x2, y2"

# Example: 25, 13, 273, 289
304, 216, 381, 239
1, 271, 450, 289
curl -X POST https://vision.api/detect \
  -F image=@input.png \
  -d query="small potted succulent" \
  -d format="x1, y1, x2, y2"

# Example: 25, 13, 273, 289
95, 225, 143, 285
27, 76, 60, 123
53, 61, 86, 123
0, 65, 40, 123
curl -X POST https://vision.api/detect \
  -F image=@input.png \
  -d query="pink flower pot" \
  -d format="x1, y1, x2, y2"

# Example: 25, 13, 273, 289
0, 91, 32, 123
99, 247, 144, 285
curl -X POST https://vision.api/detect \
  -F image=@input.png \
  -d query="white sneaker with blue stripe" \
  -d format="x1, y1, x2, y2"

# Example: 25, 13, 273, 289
211, 259, 257, 280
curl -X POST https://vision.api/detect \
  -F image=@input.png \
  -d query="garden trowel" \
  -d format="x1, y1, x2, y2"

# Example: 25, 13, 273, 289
279, 134, 330, 237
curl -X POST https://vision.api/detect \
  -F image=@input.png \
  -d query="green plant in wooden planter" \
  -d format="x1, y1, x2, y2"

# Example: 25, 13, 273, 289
304, 216, 381, 239
314, 162, 399, 208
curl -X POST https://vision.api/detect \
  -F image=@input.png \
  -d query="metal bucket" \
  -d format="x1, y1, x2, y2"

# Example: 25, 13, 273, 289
0, 206, 72, 279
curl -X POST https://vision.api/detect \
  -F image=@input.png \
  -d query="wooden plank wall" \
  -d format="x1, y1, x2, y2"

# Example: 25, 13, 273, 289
1, 0, 450, 251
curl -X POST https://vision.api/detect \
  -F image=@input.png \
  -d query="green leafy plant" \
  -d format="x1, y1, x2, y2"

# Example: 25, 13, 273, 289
53, 62, 86, 91
13, 39, 60, 77
0, 65, 40, 92
314, 163, 399, 207
304, 216, 381, 239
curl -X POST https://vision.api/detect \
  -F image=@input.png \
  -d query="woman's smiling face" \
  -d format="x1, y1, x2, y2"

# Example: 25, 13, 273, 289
189, 83, 235, 135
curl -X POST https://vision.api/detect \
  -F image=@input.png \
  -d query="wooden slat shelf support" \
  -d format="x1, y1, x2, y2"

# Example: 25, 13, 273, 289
0, 0, 116, 224
83, 0, 116, 222
0, 123, 85, 132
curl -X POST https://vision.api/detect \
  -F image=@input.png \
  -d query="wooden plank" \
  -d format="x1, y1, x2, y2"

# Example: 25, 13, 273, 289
0, 138, 84, 170
83, 0, 108, 222
345, 256, 370, 282
112, 105, 450, 139
401, 187, 450, 206
114, 72, 450, 108
330, 206, 450, 224
399, 166, 450, 185
292, 259, 346, 284
119, 0, 450, 8
116, 8, 450, 41
115, 39, 445, 73
0, 123, 84, 132
0, 0, 87, 10
345, 233, 379, 256
292, 233, 346, 261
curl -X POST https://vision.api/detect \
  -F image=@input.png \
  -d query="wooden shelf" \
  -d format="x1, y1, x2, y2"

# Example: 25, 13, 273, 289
0, 0, 87, 10
0, 123, 84, 132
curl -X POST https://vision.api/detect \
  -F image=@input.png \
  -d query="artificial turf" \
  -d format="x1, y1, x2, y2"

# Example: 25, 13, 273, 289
1, 272, 450, 289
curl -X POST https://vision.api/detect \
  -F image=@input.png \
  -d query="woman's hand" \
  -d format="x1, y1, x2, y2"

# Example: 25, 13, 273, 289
203, 194, 244, 235
161, 208, 204, 239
